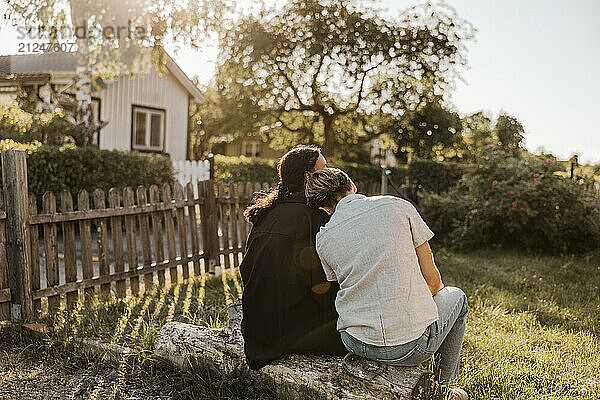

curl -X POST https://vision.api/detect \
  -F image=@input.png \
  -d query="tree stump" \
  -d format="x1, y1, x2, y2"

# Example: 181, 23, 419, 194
154, 303, 436, 399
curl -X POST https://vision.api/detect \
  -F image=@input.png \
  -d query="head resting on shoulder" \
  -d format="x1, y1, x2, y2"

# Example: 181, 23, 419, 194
305, 168, 356, 214
244, 145, 327, 223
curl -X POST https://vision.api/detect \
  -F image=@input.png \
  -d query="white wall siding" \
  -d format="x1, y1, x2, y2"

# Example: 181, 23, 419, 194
98, 67, 189, 160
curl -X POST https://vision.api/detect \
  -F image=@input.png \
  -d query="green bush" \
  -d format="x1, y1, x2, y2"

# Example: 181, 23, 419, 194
407, 158, 468, 193
212, 155, 467, 195
331, 159, 467, 193
328, 160, 408, 185
419, 147, 600, 253
15, 146, 175, 200
212, 155, 401, 183
213, 155, 278, 183
0, 101, 88, 146
213, 155, 412, 187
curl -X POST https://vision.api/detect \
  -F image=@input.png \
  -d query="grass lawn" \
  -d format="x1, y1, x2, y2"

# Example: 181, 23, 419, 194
1, 250, 599, 399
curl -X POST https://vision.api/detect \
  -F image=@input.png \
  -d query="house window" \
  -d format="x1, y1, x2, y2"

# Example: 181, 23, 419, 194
242, 140, 261, 158
132, 106, 165, 152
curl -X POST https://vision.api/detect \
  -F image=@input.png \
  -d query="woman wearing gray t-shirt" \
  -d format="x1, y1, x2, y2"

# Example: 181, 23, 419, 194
305, 167, 469, 400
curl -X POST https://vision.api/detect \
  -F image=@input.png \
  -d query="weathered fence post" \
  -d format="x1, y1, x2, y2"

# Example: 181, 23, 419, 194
1, 150, 33, 321
208, 153, 215, 180
200, 180, 220, 275
381, 166, 388, 195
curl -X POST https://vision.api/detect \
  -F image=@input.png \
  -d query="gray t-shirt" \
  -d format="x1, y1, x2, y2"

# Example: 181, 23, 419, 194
315, 194, 438, 346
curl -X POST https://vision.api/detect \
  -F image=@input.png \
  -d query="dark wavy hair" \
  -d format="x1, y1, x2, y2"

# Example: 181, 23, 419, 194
244, 145, 321, 224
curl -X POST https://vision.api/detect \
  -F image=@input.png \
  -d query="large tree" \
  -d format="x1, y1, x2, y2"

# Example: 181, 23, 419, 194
390, 98, 464, 161
494, 112, 525, 154
461, 111, 526, 160
461, 111, 494, 159
214, 0, 474, 157
5, 0, 231, 145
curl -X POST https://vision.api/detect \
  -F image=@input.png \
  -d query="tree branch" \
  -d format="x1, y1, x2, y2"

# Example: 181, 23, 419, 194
338, 62, 383, 115
276, 64, 306, 109
277, 116, 306, 133
310, 54, 326, 109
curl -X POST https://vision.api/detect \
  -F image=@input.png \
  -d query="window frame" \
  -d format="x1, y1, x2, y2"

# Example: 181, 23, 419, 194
241, 140, 261, 158
130, 104, 166, 153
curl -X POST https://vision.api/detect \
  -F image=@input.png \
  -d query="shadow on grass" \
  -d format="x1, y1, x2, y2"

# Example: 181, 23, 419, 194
3, 251, 600, 399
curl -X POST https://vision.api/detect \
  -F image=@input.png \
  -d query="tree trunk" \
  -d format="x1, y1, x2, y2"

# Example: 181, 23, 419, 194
154, 304, 436, 399
322, 114, 336, 158
70, 2, 93, 145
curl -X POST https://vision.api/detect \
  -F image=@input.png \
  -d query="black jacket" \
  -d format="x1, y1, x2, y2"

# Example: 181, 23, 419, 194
240, 195, 340, 370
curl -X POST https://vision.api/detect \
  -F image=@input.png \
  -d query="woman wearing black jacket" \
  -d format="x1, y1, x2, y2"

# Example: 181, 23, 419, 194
240, 145, 346, 370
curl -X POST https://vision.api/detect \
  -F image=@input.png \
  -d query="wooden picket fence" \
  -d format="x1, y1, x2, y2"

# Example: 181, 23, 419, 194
0, 150, 272, 321
0, 190, 8, 321
0, 150, 411, 322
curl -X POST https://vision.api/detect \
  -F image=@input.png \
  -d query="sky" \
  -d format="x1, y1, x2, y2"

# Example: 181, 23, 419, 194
1, 0, 599, 164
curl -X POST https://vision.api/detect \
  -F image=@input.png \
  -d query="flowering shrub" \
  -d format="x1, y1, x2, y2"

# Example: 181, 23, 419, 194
420, 147, 600, 253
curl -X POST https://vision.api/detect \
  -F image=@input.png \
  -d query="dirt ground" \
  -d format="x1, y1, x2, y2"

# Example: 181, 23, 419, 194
0, 345, 171, 400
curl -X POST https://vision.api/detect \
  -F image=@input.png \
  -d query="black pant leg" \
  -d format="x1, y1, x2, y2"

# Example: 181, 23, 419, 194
286, 319, 347, 356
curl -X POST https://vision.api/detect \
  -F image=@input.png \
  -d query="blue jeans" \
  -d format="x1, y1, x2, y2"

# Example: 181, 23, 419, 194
340, 286, 468, 385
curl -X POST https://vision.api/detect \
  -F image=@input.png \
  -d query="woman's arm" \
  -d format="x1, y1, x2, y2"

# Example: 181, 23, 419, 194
415, 241, 444, 296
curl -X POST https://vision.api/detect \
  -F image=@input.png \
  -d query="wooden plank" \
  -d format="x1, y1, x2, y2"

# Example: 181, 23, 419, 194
149, 186, 166, 287
186, 182, 201, 276
1, 151, 33, 319
218, 183, 231, 272
93, 190, 111, 297
28, 200, 201, 225
42, 192, 60, 313
243, 182, 253, 250
77, 190, 95, 299
197, 181, 210, 272
162, 184, 178, 284
214, 198, 247, 205
32, 253, 204, 299
60, 191, 78, 308
371, 182, 379, 196
254, 183, 262, 198
174, 183, 189, 280
137, 186, 154, 290
28, 195, 41, 315
203, 180, 221, 275
108, 189, 126, 298
229, 183, 241, 267
0, 190, 9, 320
123, 187, 139, 296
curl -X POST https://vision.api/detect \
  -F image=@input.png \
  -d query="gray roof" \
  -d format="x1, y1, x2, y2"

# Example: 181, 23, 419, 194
0, 52, 77, 75
0, 51, 203, 102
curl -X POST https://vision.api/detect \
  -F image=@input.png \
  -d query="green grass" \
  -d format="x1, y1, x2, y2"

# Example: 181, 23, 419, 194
436, 249, 600, 399
1, 271, 325, 399
51, 272, 241, 350
2, 251, 600, 399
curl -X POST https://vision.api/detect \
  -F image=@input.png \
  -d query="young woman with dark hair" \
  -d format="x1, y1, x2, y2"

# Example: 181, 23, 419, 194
239, 145, 346, 370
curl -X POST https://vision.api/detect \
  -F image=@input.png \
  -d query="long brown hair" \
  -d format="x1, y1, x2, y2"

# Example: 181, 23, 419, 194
244, 145, 321, 224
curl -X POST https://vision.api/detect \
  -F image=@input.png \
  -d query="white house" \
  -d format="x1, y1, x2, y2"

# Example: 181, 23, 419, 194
0, 50, 203, 161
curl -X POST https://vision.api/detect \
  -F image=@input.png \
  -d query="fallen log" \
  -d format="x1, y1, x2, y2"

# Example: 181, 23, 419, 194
154, 303, 436, 399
